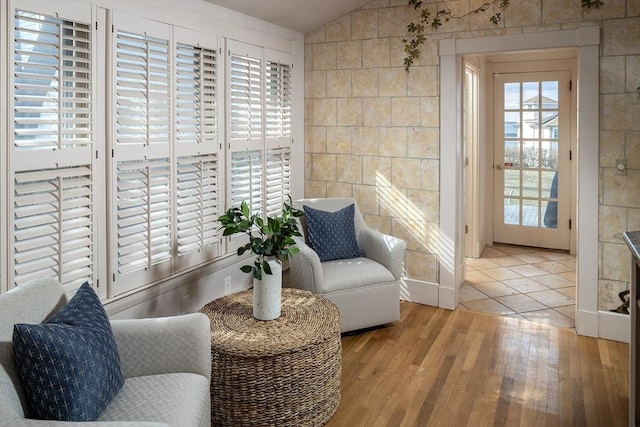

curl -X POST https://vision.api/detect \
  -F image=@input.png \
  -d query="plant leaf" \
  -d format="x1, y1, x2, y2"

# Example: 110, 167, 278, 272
263, 260, 272, 275
241, 200, 250, 218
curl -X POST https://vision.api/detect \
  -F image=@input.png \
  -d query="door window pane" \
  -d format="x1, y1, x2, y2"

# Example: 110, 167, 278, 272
522, 140, 538, 168
504, 140, 520, 166
541, 81, 559, 108
541, 140, 558, 169
522, 82, 539, 107
522, 199, 539, 227
541, 170, 557, 198
504, 169, 520, 197
504, 199, 519, 225
504, 82, 520, 109
542, 199, 558, 229
522, 170, 539, 198
504, 111, 520, 138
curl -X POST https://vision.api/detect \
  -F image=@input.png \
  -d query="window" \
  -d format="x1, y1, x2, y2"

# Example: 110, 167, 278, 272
227, 41, 292, 220
110, 13, 222, 295
11, 5, 96, 293
174, 29, 222, 270
4, 2, 294, 298
264, 57, 292, 216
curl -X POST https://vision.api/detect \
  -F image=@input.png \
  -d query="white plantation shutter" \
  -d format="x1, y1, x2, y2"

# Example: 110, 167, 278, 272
264, 52, 292, 216
227, 40, 264, 222
111, 14, 172, 293
10, 5, 96, 293
265, 147, 291, 216
174, 29, 222, 269
230, 150, 263, 214
114, 158, 172, 293
265, 61, 291, 140
225, 43, 293, 255
13, 167, 94, 289
14, 10, 92, 155
229, 44, 262, 142
115, 30, 170, 147
176, 155, 220, 262
175, 41, 218, 148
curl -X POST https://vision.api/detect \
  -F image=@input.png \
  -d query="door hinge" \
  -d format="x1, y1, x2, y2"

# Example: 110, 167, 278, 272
465, 225, 469, 234
111, 24, 114, 33
569, 80, 572, 91
95, 21, 98, 30
569, 150, 572, 161
569, 219, 572, 230
465, 157, 469, 166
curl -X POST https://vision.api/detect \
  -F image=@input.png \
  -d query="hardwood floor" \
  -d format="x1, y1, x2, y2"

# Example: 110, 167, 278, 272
325, 301, 629, 427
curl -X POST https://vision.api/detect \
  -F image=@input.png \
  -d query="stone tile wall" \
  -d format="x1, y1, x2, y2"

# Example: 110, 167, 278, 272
304, 0, 640, 308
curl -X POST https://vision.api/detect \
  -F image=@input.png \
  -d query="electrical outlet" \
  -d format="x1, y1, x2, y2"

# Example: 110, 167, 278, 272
224, 277, 232, 295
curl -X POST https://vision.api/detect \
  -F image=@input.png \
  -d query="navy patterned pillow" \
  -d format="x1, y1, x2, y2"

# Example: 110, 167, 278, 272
12, 282, 124, 421
303, 203, 363, 262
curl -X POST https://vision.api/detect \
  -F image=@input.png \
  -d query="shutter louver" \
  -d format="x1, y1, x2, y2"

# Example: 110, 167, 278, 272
266, 147, 291, 217
115, 30, 170, 146
116, 159, 171, 278
14, 11, 92, 151
176, 155, 220, 257
230, 53, 262, 141
14, 166, 93, 289
230, 150, 263, 214
176, 43, 218, 147
265, 61, 291, 140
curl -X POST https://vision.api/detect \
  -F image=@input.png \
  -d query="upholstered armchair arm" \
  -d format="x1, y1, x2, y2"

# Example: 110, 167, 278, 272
358, 226, 406, 280
111, 313, 211, 380
289, 236, 324, 293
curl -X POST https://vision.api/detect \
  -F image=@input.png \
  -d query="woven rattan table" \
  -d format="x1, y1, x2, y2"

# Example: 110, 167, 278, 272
200, 288, 341, 427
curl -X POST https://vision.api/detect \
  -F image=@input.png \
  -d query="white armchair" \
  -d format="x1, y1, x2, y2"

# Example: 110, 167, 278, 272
289, 197, 406, 333
0, 278, 211, 426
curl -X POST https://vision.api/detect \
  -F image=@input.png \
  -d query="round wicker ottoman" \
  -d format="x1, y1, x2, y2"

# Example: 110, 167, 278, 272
200, 288, 341, 427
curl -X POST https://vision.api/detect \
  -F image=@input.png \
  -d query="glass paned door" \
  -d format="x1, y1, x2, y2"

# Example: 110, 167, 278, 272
494, 71, 570, 250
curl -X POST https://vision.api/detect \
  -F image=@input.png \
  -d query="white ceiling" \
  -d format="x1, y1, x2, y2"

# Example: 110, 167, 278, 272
203, 0, 373, 33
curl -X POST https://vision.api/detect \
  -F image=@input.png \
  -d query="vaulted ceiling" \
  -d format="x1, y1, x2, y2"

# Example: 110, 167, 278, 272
203, 0, 373, 33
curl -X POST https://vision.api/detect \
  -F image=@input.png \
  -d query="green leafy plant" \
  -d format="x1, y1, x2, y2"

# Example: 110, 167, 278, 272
403, 0, 604, 72
217, 197, 304, 280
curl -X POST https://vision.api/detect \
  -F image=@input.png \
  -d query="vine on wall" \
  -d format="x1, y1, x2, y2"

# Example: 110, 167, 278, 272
403, 0, 605, 72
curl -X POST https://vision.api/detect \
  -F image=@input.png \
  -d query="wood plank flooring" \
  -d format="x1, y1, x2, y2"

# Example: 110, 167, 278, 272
325, 302, 629, 427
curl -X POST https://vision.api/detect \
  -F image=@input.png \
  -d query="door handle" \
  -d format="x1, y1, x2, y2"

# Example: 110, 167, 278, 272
496, 164, 503, 170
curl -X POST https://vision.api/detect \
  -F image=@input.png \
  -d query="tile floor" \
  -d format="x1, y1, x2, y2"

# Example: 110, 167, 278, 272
458, 243, 576, 329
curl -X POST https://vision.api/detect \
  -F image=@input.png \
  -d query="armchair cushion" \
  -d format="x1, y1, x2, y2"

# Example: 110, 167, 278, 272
321, 257, 396, 293
12, 282, 123, 421
303, 203, 362, 262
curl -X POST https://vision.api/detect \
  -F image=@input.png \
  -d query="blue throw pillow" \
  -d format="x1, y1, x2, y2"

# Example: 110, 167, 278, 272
303, 203, 363, 262
12, 282, 124, 421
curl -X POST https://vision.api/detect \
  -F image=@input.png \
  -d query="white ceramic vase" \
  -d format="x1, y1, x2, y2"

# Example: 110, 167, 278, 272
252, 258, 282, 321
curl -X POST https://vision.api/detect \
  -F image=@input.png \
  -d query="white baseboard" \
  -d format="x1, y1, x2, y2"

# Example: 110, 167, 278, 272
576, 308, 630, 343
400, 278, 439, 306
598, 310, 630, 343
576, 308, 599, 338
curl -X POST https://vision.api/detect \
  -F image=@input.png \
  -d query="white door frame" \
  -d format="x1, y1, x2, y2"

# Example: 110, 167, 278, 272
439, 27, 601, 338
